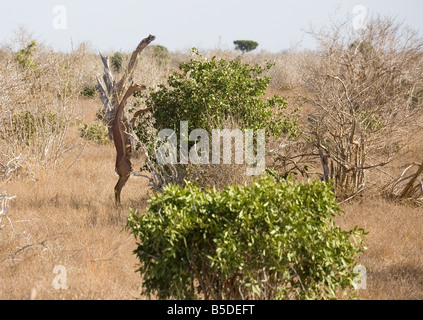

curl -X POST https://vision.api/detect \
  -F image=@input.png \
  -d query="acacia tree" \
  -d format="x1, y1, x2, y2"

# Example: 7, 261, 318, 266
234, 40, 259, 54
300, 16, 423, 197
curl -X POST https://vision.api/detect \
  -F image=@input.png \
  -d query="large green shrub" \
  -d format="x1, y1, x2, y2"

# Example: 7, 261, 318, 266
140, 48, 298, 139
126, 176, 366, 300
130, 49, 299, 190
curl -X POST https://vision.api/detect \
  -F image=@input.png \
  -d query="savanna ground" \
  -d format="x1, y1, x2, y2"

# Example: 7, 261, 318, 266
1, 23, 423, 300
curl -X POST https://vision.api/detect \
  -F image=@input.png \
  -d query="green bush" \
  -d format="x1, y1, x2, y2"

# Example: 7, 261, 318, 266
143, 48, 297, 139
126, 176, 366, 300
79, 122, 109, 144
111, 52, 125, 73
81, 84, 97, 98
152, 45, 170, 66
16, 40, 37, 70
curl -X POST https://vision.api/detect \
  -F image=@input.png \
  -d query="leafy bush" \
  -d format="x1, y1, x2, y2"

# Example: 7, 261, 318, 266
79, 122, 109, 144
131, 49, 299, 189
16, 40, 37, 70
143, 48, 297, 139
126, 175, 366, 300
81, 84, 97, 98
152, 45, 170, 66
111, 52, 125, 73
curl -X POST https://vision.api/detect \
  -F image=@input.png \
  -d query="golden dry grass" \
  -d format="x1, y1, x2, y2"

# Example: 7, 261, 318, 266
0, 142, 153, 300
0, 97, 152, 300
341, 199, 423, 300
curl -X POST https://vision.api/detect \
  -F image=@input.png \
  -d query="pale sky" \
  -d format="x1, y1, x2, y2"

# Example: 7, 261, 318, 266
0, 0, 422, 53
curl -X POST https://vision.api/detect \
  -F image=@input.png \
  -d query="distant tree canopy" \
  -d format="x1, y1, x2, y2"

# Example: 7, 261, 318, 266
233, 40, 259, 54
151, 45, 170, 66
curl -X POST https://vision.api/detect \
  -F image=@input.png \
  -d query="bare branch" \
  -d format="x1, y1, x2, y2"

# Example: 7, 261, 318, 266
116, 35, 156, 97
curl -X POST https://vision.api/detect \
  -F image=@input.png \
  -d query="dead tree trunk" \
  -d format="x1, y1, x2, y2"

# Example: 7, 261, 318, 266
385, 160, 423, 203
96, 35, 156, 205
96, 34, 156, 138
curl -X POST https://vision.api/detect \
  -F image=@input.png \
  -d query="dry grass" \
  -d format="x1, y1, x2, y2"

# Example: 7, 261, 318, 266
338, 199, 423, 300
0, 96, 152, 300
1, 111, 422, 300
0, 137, 152, 300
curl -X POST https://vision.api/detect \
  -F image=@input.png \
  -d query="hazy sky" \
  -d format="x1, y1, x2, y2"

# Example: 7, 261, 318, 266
0, 0, 422, 53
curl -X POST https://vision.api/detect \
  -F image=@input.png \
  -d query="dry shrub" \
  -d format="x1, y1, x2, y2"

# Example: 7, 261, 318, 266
298, 16, 423, 197
130, 121, 255, 192
0, 29, 99, 178
131, 45, 174, 90
382, 160, 423, 204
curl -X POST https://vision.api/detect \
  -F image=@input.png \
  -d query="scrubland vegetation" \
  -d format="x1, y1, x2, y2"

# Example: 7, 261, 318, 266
1, 16, 423, 300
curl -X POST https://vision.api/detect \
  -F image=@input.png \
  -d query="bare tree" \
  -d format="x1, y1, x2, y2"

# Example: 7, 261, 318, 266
300, 16, 423, 197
